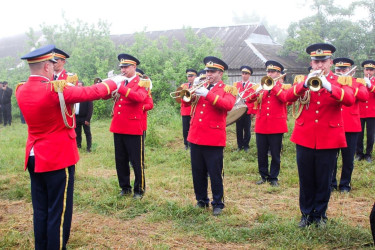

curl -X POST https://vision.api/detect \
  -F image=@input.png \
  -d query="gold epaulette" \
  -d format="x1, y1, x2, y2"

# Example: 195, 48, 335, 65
356, 78, 366, 86
66, 73, 78, 85
15, 82, 26, 92
51, 80, 68, 92
337, 76, 352, 87
138, 78, 151, 89
224, 85, 238, 96
281, 84, 292, 90
293, 75, 305, 85
233, 82, 238, 87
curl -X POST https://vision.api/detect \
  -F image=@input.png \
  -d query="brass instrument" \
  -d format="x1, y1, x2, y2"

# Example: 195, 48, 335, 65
307, 70, 325, 92
260, 73, 287, 91
94, 77, 102, 84
170, 78, 209, 103
335, 66, 357, 77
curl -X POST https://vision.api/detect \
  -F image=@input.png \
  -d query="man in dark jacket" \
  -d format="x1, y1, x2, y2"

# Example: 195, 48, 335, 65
0, 81, 13, 126
75, 81, 93, 152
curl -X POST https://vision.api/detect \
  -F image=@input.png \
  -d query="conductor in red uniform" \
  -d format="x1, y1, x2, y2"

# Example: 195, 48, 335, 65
180, 69, 197, 150
356, 60, 375, 162
53, 48, 70, 81
110, 54, 149, 199
233, 65, 255, 152
16, 44, 118, 249
248, 60, 289, 186
286, 43, 355, 227
331, 58, 368, 192
187, 56, 236, 216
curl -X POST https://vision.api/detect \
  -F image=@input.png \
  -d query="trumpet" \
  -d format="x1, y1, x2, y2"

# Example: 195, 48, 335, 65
307, 69, 325, 92
170, 78, 209, 102
260, 73, 287, 91
335, 66, 357, 77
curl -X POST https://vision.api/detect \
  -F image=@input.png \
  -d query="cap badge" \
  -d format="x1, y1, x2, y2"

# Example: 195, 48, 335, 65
206, 61, 214, 67
316, 49, 323, 55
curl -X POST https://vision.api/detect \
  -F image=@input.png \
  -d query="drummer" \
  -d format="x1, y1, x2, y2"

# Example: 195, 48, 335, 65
247, 60, 289, 186
233, 66, 256, 152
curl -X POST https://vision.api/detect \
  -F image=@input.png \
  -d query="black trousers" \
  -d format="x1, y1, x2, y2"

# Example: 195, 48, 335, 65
235, 113, 251, 149
370, 202, 375, 244
28, 156, 74, 250
114, 133, 145, 194
182, 115, 191, 147
357, 117, 375, 157
0, 105, 2, 123
296, 145, 337, 221
2, 103, 11, 125
75, 118, 92, 150
190, 143, 224, 208
332, 132, 359, 191
256, 133, 283, 181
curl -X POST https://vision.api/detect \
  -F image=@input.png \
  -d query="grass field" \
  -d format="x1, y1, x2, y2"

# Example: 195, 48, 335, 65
1, 101, 375, 249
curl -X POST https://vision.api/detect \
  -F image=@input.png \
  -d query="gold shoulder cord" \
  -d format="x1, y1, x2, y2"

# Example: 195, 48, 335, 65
52, 80, 76, 129
292, 90, 310, 119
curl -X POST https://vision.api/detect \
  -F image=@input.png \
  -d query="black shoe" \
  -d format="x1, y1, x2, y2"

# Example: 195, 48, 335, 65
184, 145, 189, 150
87, 148, 91, 153
270, 180, 279, 187
314, 218, 327, 229
355, 154, 364, 161
244, 147, 249, 152
365, 155, 372, 163
298, 217, 311, 228
120, 189, 132, 196
133, 193, 143, 199
213, 207, 223, 216
256, 179, 267, 185
340, 189, 350, 194
331, 185, 338, 192
195, 200, 209, 208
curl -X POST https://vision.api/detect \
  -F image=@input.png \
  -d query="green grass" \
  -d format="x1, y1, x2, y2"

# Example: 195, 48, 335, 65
0, 101, 374, 249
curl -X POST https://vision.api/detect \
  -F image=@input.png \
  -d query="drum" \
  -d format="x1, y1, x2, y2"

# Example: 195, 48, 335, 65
226, 98, 247, 126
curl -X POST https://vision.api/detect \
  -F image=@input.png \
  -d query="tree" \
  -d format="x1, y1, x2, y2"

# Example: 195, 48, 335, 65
281, 0, 375, 66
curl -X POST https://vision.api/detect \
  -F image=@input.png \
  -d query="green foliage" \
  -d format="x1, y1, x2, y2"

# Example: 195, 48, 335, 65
281, 0, 375, 65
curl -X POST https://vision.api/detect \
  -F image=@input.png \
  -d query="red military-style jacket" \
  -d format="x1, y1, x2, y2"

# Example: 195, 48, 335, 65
56, 69, 68, 81
233, 81, 256, 114
187, 81, 236, 147
342, 77, 368, 132
180, 82, 192, 116
110, 75, 148, 135
142, 91, 154, 131
286, 71, 355, 149
359, 77, 375, 118
16, 75, 116, 173
248, 81, 289, 134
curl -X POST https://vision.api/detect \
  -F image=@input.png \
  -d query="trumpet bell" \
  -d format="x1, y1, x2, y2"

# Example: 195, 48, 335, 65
308, 77, 322, 92
261, 76, 275, 91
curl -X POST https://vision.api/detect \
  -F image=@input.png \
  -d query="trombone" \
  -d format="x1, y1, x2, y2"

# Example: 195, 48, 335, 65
335, 66, 357, 77
170, 78, 209, 103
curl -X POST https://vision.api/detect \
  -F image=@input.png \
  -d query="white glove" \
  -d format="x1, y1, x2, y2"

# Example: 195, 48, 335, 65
149, 79, 153, 90
255, 84, 263, 93
320, 75, 332, 92
195, 87, 209, 97
365, 77, 371, 88
182, 96, 190, 102
193, 77, 200, 86
107, 75, 126, 88
107, 70, 115, 78
304, 71, 318, 87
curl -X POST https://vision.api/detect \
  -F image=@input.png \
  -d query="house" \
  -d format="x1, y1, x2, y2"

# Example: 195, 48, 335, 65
0, 24, 307, 84
111, 24, 308, 84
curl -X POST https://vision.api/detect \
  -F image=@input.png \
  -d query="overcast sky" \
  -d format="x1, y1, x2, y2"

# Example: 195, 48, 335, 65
1, 0, 356, 39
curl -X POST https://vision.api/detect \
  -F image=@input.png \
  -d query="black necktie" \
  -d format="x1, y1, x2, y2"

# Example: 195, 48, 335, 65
243, 82, 246, 88
124, 80, 128, 86
54, 75, 57, 80
207, 84, 214, 90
